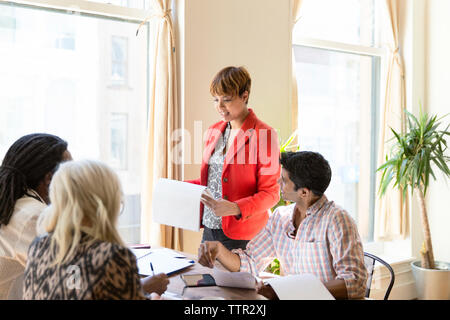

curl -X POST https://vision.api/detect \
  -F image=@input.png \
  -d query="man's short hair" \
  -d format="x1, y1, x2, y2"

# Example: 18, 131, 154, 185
280, 151, 332, 196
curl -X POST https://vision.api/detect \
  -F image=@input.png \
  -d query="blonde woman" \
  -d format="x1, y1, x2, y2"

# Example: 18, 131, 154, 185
22, 160, 168, 300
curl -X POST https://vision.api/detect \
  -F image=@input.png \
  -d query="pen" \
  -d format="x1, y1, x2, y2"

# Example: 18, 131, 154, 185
150, 262, 155, 276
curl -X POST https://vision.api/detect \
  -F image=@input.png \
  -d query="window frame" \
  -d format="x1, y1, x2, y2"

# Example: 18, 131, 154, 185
6, 0, 149, 21
1, 0, 150, 244
293, 33, 388, 244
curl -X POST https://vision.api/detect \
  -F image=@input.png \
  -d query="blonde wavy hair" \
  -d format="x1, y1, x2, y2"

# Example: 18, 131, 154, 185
44, 159, 125, 266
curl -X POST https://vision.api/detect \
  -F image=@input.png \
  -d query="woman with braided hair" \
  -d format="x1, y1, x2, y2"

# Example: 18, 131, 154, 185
0, 133, 72, 299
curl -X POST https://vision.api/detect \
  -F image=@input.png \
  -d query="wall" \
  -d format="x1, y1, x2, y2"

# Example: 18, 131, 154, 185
404, 0, 450, 264
397, 0, 450, 266
424, 0, 450, 263
174, 0, 292, 253
373, 0, 450, 299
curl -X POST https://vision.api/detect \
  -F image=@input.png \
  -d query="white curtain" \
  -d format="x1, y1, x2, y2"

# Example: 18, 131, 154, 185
141, 0, 182, 250
374, 0, 408, 241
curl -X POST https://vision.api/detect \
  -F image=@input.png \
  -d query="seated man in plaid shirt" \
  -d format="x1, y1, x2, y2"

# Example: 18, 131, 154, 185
198, 151, 367, 299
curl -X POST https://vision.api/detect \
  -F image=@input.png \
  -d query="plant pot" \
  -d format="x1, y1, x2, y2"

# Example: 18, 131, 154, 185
411, 260, 450, 300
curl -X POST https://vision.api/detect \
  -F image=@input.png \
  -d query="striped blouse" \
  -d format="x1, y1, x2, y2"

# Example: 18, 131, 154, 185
233, 195, 367, 299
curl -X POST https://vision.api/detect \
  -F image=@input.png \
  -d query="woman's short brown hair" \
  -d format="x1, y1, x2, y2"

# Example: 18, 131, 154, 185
210, 66, 251, 102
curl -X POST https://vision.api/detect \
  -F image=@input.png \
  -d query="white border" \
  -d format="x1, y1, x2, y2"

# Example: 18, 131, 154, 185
0, 0, 149, 21
293, 36, 387, 57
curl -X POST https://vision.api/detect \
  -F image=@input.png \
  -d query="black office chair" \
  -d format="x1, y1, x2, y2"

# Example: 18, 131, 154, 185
364, 252, 395, 300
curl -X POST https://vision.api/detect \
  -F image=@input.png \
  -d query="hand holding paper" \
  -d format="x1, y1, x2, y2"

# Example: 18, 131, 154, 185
152, 178, 206, 231
200, 192, 241, 217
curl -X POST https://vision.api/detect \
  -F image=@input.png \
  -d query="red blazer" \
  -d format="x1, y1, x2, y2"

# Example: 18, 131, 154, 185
186, 109, 280, 240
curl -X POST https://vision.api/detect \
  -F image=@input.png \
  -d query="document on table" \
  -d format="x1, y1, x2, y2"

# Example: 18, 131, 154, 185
264, 274, 335, 300
131, 248, 153, 259
152, 178, 207, 232
133, 248, 194, 276
211, 269, 257, 289
130, 248, 187, 260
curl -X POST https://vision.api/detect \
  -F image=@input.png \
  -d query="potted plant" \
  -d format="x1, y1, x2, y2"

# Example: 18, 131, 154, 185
272, 130, 300, 211
265, 130, 300, 276
377, 108, 450, 299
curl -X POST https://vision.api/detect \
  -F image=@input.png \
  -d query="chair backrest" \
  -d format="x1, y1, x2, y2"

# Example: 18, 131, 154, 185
364, 252, 395, 300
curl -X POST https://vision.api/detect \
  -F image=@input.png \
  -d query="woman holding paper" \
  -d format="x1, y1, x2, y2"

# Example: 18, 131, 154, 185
186, 66, 280, 250
23, 160, 169, 300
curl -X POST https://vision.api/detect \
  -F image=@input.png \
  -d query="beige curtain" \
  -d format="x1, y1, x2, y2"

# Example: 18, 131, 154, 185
141, 0, 182, 250
374, 0, 408, 241
291, 0, 303, 134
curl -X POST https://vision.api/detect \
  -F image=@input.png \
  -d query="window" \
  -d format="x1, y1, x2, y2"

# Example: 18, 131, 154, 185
111, 36, 128, 84
110, 113, 128, 170
0, 6, 16, 43
0, 1, 149, 244
293, 0, 388, 242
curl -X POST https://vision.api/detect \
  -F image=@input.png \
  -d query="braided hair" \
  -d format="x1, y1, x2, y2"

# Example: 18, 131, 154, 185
0, 133, 68, 227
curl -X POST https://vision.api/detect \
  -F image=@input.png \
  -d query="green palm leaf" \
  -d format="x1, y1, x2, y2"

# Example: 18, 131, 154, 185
378, 109, 450, 198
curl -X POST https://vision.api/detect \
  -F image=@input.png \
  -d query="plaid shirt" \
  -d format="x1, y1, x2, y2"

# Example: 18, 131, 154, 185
233, 195, 367, 299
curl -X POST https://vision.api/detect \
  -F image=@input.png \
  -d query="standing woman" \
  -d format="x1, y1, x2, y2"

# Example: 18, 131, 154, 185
0, 133, 72, 299
187, 66, 280, 250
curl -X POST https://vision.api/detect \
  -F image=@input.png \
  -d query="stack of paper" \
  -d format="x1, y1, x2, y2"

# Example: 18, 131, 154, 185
131, 248, 153, 259
264, 274, 335, 300
132, 248, 194, 276
211, 269, 256, 289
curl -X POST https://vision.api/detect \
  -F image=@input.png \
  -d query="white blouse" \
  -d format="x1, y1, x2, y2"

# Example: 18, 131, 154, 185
0, 190, 47, 300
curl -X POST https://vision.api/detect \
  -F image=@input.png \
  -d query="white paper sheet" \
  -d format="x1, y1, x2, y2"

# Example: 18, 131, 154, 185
152, 178, 207, 232
211, 269, 256, 289
264, 274, 335, 300
131, 248, 153, 259
131, 247, 187, 260
136, 250, 195, 276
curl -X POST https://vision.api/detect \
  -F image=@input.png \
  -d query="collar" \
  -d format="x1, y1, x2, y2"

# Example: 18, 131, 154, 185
216, 108, 257, 133
239, 108, 257, 131
287, 196, 328, 239
26, 189, 46, 204
306, 195, 328, 217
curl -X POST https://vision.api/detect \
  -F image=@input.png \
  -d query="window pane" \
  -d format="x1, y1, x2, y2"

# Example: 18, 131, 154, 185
111, 36, 128, 84
293, 0, 383, 47
110, 113, 128, 170
294, 45, 379, 242
0, 3, 148, 244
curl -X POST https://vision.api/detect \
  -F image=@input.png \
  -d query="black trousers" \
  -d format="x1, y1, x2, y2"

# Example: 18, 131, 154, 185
201, 226, 250, 251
